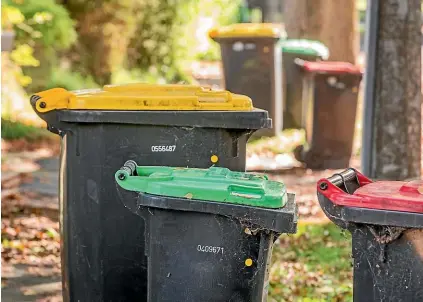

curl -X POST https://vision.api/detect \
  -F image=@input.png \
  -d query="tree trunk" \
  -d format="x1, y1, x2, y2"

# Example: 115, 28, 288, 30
284, 0, 358, 63
362, 0, 421, 179
64, 1, 138, 86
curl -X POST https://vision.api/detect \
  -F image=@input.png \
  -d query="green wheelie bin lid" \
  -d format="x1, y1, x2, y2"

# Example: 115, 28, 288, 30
280, 39, 329, 59
115, 162, 287, 208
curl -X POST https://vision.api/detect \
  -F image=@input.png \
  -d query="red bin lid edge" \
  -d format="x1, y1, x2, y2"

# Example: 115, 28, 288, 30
296, 59, 362, 74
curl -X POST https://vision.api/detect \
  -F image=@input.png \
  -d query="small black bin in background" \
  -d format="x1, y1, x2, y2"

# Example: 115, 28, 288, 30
295, 60, 362, 169
210, 23, 284, 136
279, 39, 329, 129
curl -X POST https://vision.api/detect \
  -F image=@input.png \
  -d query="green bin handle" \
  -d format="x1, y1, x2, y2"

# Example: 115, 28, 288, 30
228, 184, 265, 200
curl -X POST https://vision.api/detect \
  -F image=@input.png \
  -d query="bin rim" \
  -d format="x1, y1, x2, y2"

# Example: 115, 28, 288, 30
209, 23, 285, 39
137, 192, 297, 234
43, 108, 271, 129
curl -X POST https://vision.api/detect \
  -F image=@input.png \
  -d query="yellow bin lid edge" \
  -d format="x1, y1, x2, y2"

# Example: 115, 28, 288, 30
209, 23, 283, 39
32, 84, 253, 112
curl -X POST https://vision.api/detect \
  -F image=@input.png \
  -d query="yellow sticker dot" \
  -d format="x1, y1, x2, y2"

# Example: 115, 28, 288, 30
211, 155, 218, 163
245, 258, 253, 267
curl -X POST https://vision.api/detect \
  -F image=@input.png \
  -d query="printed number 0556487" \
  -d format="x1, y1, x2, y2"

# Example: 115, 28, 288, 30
151, 145, 176, 152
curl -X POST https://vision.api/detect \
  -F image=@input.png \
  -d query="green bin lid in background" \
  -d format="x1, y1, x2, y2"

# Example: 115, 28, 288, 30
115, 162, 287, 209
280, 39, 329, 60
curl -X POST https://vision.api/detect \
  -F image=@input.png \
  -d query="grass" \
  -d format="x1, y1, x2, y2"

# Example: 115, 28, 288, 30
269, 222, 353, 302
1, 118, 52, 141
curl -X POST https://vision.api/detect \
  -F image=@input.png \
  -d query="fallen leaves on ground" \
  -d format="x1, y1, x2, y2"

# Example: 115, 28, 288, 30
35, 294, 63, 302
2, 137, 60, 155
269, 223, 353, 301
1, 200, 61, 276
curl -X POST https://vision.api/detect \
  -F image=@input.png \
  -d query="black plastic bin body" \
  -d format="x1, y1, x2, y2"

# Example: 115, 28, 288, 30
30, 87, 271, 302
295, 61, 362, 169
212, 35, 282, 136
279, 40, 329, 129
141, 194, 296, 302
117, 188, 296, 302
317, 169, 423, 302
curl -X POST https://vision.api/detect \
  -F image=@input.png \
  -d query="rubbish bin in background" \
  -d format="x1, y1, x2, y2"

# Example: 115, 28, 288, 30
210, 23, 285, 136
294, 60, 362, 169
280, 39, 329, 129
115, 162, 297, 302
30, 84, 271, 302
317, 169, 423, 302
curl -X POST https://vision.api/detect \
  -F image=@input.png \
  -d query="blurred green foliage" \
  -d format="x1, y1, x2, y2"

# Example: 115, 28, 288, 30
4, 0, 76, 49
126, 0, 193, 83
63, 0, 139, 86
2, 0, 76, 91
1, 118, 52, 141
184, 0, 242, 62
45, 68, 99, 92
2, 4, 38, 87
127, 0, 241, 81
2, 0, 244, 98
3, 0, 242, 91
55, 0, 242, 86
1, 5, 25, 29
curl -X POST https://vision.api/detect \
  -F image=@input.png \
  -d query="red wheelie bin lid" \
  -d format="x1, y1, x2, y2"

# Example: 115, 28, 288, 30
295, 59, 362, 74
317, 169, 423, 214
352, 180, 423, 213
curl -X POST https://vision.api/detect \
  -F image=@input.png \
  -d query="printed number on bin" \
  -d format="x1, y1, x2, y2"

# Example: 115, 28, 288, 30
197, 245, 224, 254
151, 145, 176, 152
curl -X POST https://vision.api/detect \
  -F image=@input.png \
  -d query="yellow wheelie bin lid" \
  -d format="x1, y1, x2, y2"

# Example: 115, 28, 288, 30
32, 83, 254, 112
209, 23, 285, 39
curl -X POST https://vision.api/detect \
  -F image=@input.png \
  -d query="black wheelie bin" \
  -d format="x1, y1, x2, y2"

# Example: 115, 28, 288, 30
29, 83, 271, 302
280, 39, 329, 129
115, 162, 297, 302
295, 60, 362, 169
317, 168, 423, 302
210, 23, 284, 136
